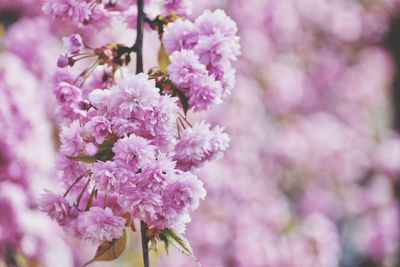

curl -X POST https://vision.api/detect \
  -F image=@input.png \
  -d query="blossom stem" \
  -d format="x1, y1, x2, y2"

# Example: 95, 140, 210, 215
76, 178, 90, 209
5, 245, 20, 267
180, 113, 193, 127
134, 1, 150, 267
63, 175, 84, 197
85, 188, 97, 211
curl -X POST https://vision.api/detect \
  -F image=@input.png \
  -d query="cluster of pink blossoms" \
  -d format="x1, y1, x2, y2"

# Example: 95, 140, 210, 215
42, 0, 193, 29
164, 9, 240, 111
39, 0, 239, 256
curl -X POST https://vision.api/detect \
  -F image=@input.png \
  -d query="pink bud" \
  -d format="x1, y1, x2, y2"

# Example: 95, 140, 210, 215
84, 142, 99, 156
78, 99, 91, 110
57, 55, 69, 68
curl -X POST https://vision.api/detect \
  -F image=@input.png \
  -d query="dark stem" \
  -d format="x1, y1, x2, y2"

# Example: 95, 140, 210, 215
63, 175, 84, 197
135, 0, 145, 74
384, 11, 400, 267
134, 1, 150, 267
140, 221, 150, 267
5, 245, 20, 267
75, 178, 90, 209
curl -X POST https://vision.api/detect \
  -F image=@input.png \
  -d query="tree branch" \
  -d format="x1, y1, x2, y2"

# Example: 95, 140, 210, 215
135, 0, 145, 74
134, 1, 150, 267
140, 220, 150, 267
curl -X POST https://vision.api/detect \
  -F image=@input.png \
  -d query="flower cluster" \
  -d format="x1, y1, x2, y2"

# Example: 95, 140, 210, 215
42, 0, 111, 28
41, 72, 217, 244
0, 51, 75, 266
163, 9, 240, 111
42, 0, 193, 29
40, 1, 239, 256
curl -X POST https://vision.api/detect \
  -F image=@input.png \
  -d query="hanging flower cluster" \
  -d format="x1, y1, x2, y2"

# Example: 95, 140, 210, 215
39, 0, 239, 264
163, 10, 240, 111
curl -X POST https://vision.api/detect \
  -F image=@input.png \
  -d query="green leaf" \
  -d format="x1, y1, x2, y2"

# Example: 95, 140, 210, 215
95, 137, 117, 161
68, 154, 96, 163
158, 44, 171, 72
160, 229, 199, 264
160, 231, 170, 254
83, 230, 127, 266
69, 137, 117, 163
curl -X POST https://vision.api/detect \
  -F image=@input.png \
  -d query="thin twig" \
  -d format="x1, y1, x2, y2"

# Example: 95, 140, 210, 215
63, 175, 84, 197
75, 179, 90, 209
179, 113, 192, 127
178, 117, 187, 130
176, 119, 181, 139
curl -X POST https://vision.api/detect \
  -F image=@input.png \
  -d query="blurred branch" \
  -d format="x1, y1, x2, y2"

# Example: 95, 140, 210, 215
5, 246, 19, 267
384, 11, 400, 267
384, 13, 400, 131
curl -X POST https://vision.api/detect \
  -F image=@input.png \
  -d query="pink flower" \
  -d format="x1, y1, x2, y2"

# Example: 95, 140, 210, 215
194, 32, 238, 66
163, 171, 206, 212
173, 121, 212, 170
88, 88, 112, 112
39, 190, 71, 226
163, 19, 199, 53
53, 81, 81, 104
60, 120, 84, 157
173, 121, 230, 170
135, 155, 176, 191
122, 5, 138, 28
111, 117, 142, 137
163, 0, 192, 17
167, 50, 207, 89
42, 0, 92, 24
57, 55, 69, 68
92, 161, 131, 193
109, 73, 160, 119
193, 10, 240, 65
195, 9, 238, 38
53, 81, 84, 119
188, 76, 223, 111
119, 187, 163, 222
207, 61, 236, 97
207, 125, 230, 161
84, 116, 112, 144
75, 207, 125, 244
112, 135, 156, 171
140, 96, 180, 150
89, 5, 112, 29
62, 34, 84, 54
84, 142, 99, 156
